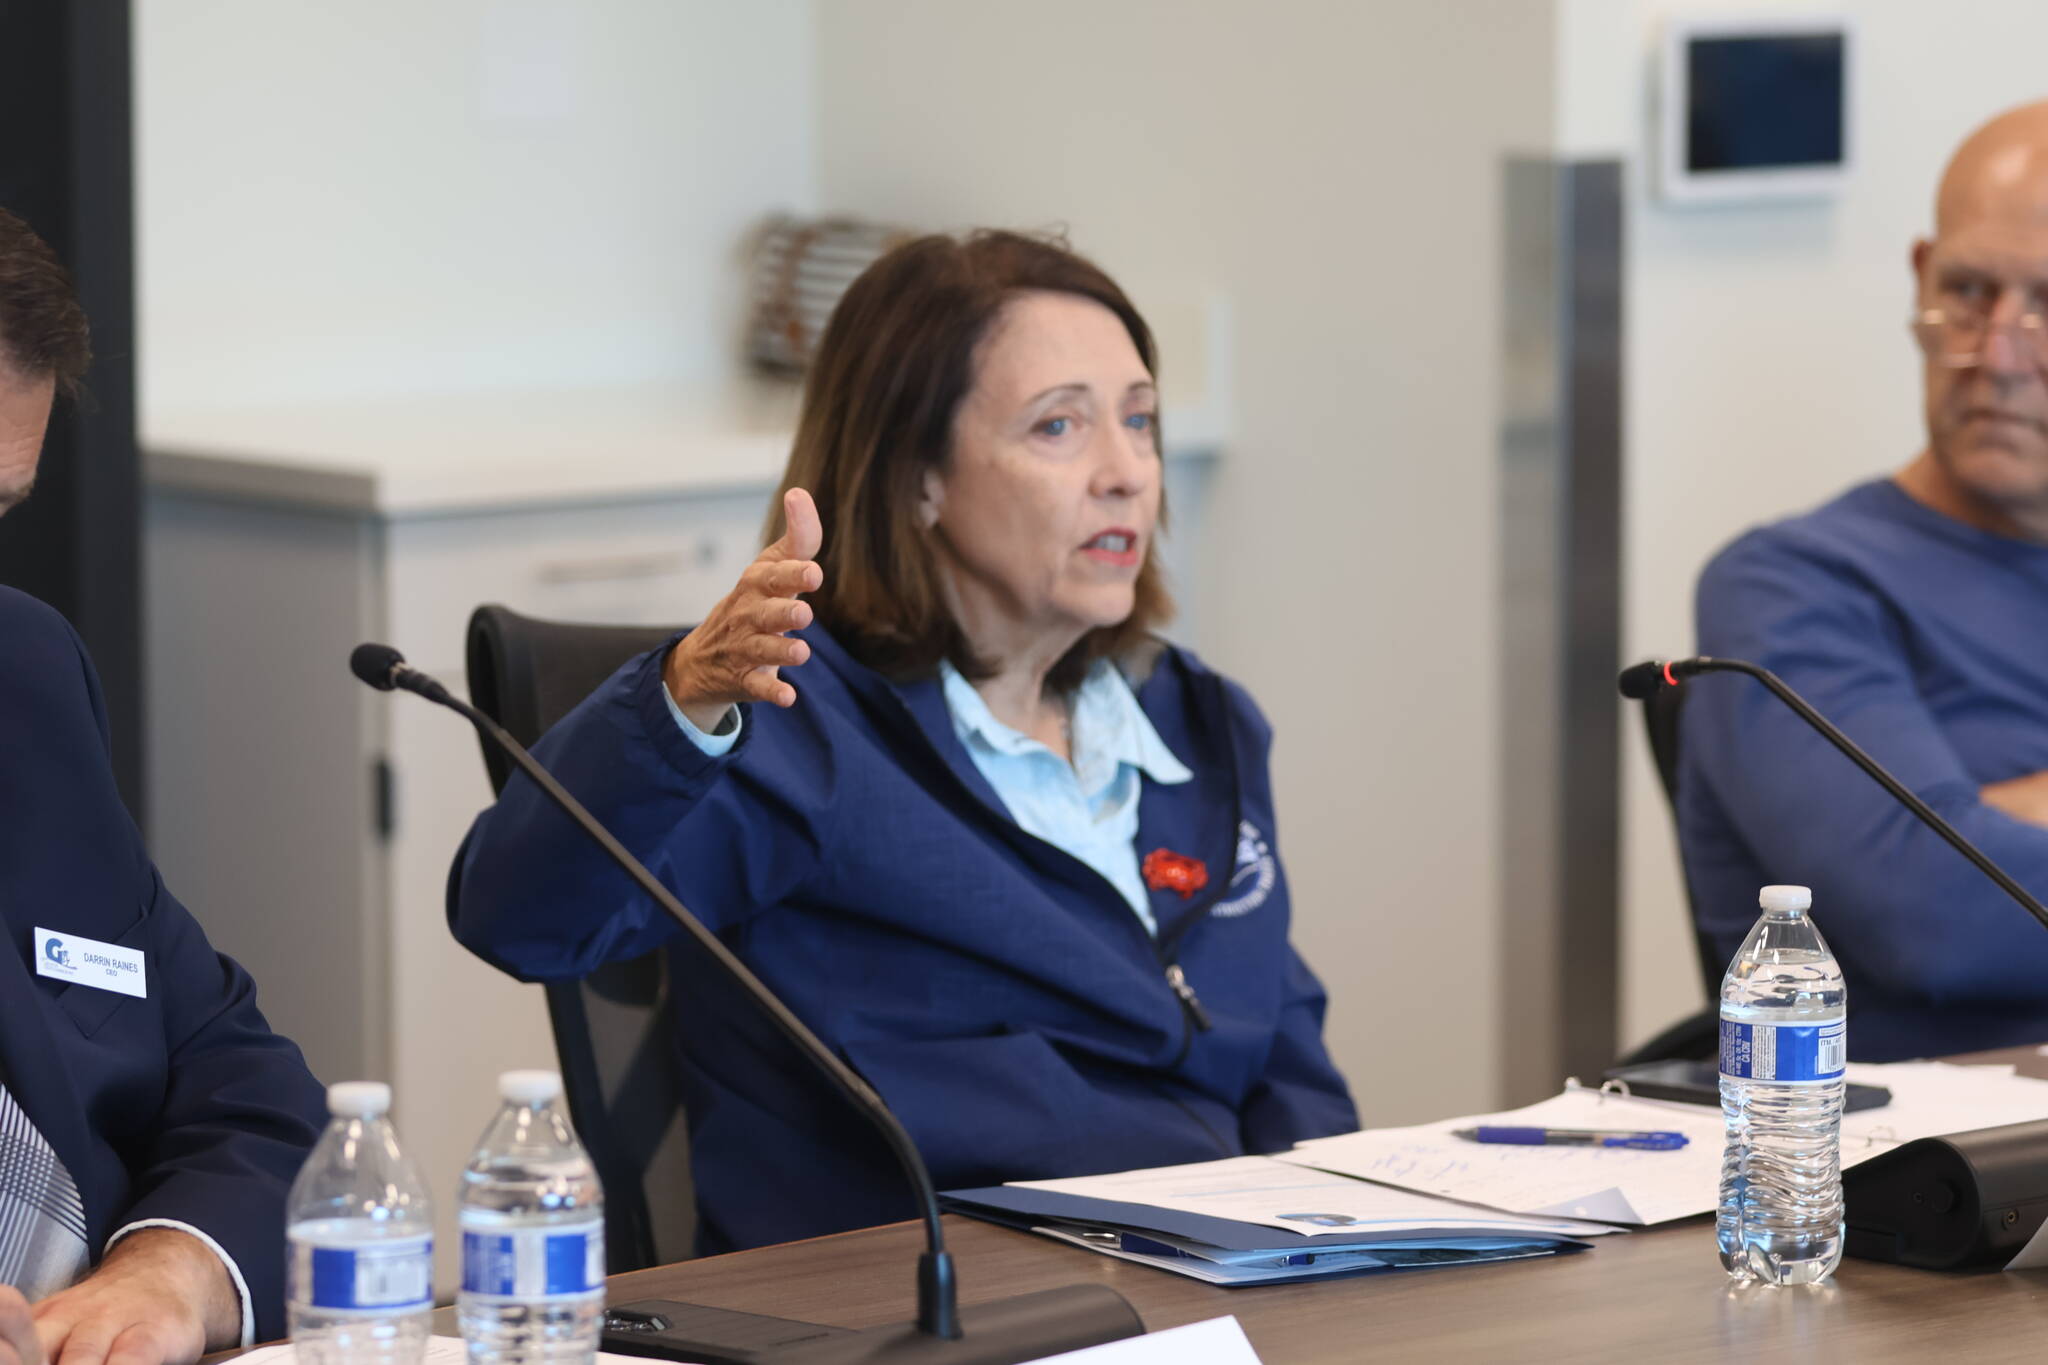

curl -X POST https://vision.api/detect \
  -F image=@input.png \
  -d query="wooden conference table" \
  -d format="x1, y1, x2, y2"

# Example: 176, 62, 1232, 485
268, 1045, 2048, 1365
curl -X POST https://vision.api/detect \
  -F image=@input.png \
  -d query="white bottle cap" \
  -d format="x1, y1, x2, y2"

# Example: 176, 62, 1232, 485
499, 1070, 563, 1105
328, 1081, 392, 1118
1759, 885, 1813, 913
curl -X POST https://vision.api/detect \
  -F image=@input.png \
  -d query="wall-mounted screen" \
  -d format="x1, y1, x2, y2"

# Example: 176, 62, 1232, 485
1660, 15, 1851, 205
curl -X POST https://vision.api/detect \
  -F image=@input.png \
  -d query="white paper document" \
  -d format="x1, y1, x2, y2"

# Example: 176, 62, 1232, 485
1840, 1061, 2048, 1151
1026, 1315, 1263, 1363
1279, 1089, 1727, 1225
234, 1318, 1264, 1365
1008, 1154, 1616, 1240
1279, 1062, 2048, 1228
2006, 1218, 2048, 1271
234, 1338, 667, 1365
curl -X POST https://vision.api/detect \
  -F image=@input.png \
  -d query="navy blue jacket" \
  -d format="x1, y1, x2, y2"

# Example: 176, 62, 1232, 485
448, 626, 1357, 1251
1686, 481, 2048, 1061
0, 588, 325, 1335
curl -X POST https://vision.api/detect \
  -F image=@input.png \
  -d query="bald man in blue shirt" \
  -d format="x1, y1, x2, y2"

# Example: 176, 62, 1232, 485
1684, 101, 2048, 1061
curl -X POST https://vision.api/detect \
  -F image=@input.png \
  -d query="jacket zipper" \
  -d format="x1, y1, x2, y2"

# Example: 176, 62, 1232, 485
1163, 963, 1213, 1034
884, 677, 1232, 1069
1157, 864, 1224, 1067
1162, 1086, 1234, 1157
1152, 674, 1242, 1069
1161, 939, 1227, 1153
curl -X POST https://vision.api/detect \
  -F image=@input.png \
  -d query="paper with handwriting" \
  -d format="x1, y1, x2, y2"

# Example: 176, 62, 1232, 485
1279, 1062, 2048, 1227
1279, 1089, 1724, 1225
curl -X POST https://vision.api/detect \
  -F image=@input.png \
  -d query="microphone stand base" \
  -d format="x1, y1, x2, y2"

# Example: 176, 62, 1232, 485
604, 1286, 1143, 1365
774, 1285, 1144, 1364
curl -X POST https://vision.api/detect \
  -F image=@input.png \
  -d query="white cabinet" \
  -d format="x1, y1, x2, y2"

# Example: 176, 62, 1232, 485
142, 382, 1219, 1292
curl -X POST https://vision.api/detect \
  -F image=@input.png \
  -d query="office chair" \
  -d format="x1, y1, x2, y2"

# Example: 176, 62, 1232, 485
1614, 678, 1723, 1066
464, 604, 695, 1273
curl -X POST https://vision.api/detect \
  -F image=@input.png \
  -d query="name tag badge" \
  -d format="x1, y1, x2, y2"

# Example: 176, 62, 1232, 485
34, 927, 147, 999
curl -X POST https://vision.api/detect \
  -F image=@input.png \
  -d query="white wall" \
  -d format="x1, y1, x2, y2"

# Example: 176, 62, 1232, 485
134, 0, 817, 415
817, 0, 1557, 1122
1555, 0, 2048, 1048
133, 0, 821, 1291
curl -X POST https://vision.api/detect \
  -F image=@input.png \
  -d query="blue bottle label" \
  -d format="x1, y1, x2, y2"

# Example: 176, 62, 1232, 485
290, 1233, 433, 1314
460, 1219, 604, 1300
1720, 1017, 1846, 1082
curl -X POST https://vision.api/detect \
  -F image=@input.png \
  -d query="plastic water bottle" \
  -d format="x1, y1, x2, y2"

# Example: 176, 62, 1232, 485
1717, 884, 1847, 1285
287, 1082, 434, 1365
459, 1071, 606, 1365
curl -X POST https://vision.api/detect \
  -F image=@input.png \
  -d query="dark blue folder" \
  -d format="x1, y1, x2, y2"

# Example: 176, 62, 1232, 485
942, 1184, 1593, 1286
942, 1184, 1445, 1253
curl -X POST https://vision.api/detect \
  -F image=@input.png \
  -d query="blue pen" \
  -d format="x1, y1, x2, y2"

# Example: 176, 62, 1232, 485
1453, 1125, 1689, 1151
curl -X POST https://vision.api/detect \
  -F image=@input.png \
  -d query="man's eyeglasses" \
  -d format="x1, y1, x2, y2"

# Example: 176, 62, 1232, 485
1912, 304, 2048, 372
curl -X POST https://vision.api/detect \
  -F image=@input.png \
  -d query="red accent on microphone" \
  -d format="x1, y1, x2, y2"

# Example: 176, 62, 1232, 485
1663, 662, 1679, 688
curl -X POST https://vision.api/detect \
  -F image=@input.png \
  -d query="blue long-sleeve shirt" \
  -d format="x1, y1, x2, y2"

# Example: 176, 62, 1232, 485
1683, 479, 2048, 1060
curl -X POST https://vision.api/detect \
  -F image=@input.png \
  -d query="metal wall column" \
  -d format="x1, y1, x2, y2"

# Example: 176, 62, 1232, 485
1499, 157, 1624, 1102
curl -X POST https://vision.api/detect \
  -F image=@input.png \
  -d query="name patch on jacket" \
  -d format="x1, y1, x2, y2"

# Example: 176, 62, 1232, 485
1213, 821, 1277, 919
34, 927, 147, 999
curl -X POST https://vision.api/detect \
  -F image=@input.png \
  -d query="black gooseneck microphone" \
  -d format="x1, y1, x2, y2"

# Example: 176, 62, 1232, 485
350, 643, 1143, 1365
1620, 655, 2048, 933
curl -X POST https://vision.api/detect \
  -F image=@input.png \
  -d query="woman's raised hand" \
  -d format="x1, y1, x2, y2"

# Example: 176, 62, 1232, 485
663, 487, 823, 731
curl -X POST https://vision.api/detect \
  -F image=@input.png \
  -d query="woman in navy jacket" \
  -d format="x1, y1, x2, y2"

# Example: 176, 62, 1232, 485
448, 231, 1357, 1253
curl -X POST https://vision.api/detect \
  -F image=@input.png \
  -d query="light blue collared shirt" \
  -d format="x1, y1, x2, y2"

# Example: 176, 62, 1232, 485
665, 658, 1194, 933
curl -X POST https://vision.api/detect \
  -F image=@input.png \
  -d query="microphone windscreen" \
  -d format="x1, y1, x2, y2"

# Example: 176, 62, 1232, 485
1617, 661, 1668, 700
350, 643, 406, 691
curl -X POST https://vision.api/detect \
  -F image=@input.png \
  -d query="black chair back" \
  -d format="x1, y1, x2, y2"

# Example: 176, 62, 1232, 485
464, 604, 694, 1273
1638, 680, 1725, 1000
1616, 678, 1723, 1066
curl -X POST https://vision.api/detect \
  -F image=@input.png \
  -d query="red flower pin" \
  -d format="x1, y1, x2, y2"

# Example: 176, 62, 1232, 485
1142, 848, 1209, 899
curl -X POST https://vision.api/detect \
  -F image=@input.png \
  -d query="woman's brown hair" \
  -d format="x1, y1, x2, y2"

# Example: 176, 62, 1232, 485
765, 228, 1172, 694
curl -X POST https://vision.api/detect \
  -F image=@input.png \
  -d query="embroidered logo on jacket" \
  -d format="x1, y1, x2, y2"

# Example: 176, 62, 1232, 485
1212, 821, 1276, 918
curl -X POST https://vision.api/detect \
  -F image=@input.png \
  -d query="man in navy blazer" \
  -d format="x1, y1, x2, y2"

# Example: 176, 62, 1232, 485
0, 209, 325, 1365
